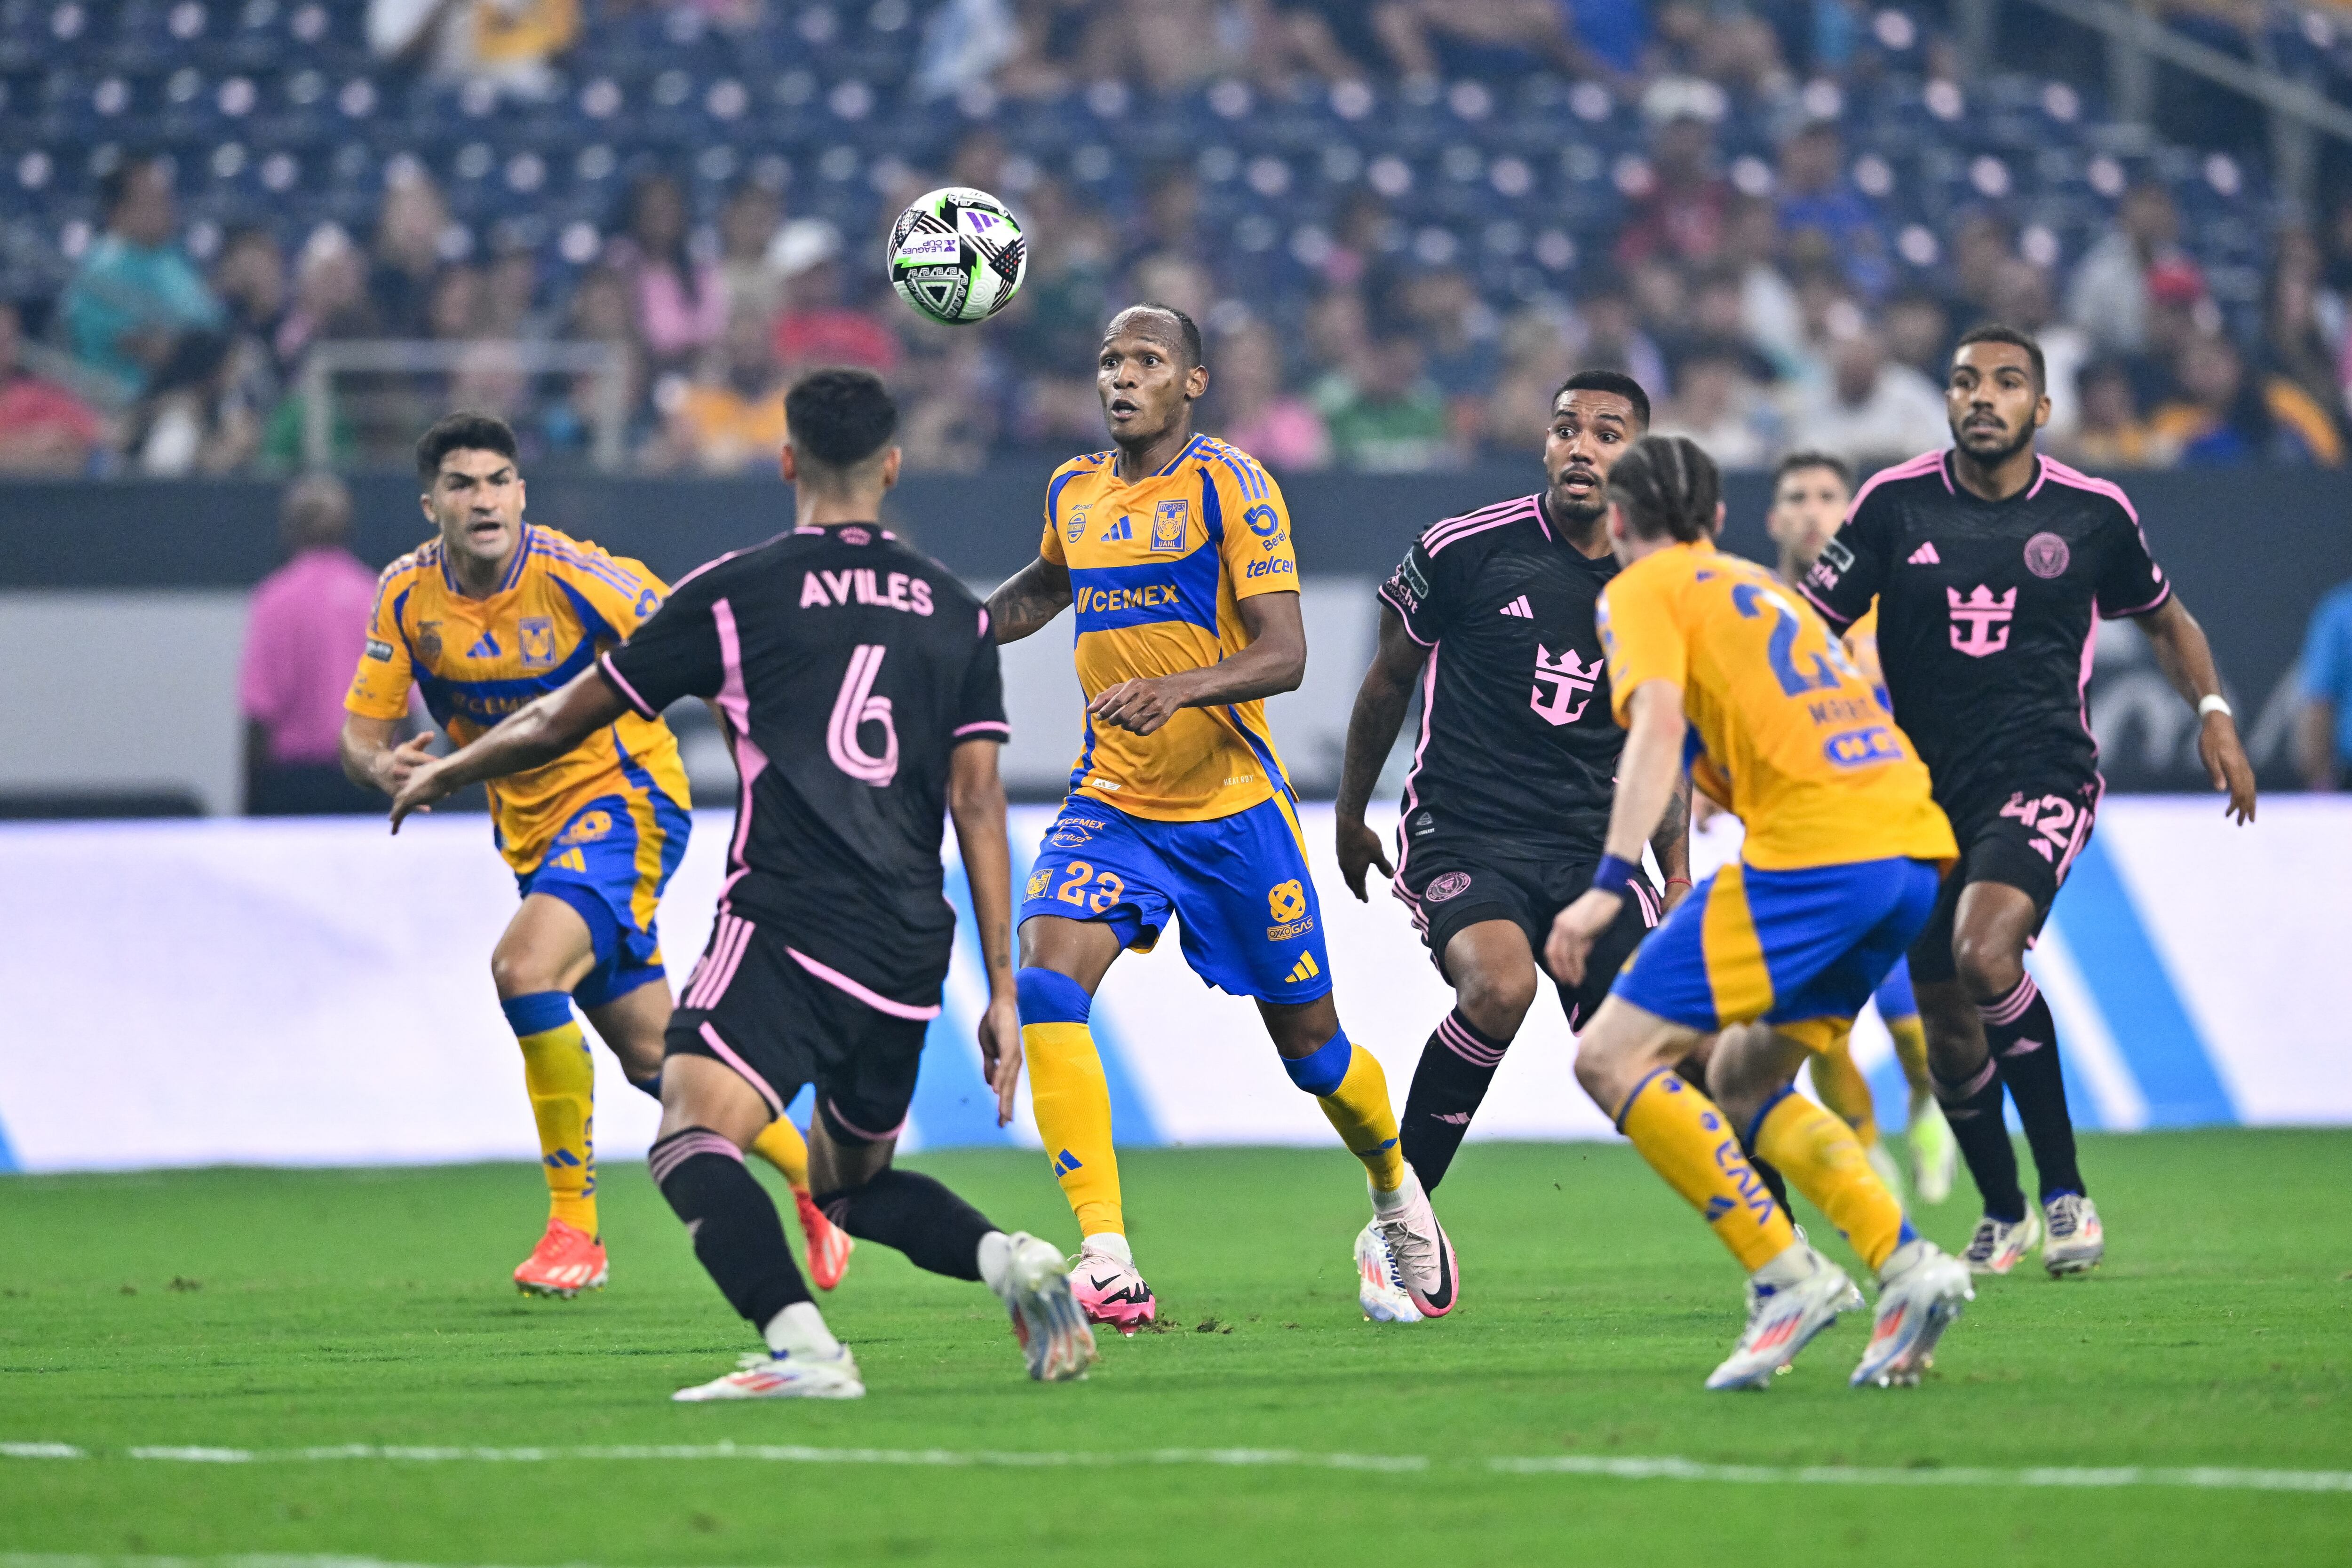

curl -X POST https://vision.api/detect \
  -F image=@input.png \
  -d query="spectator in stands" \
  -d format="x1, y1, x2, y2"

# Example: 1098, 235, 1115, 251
1785, 325, 1947, 469
239, 473, 385, 816
426, 265, 487, 342
2150, 330, 2343, 466
367, 0, 579, 99
1619, 112, 1731, 267
1372, 0, 1582, 84
1947, 209, 2013, 321
898, 327, 1006, 472
2058, 356, 2169, 469
2067, 182, 2182, 356
368, 169, 452, 339
717, 180, 787, 325
1882, 288, 1952, 382
1776, 119, 1878, 265
1318, 332, 1452, 470
617, 172, 724, 371
61, 158, 223, 402
2296, 576, 2352, 791
1989, 258, 2086, 440
483, 243, 553, 341
2262, 239, 2350, 452
645, 308, 787, 474
129, 330, 261, 476
1571, 269, 1669, 398
0, 301, 105, 475
273, 226, 376, 373
1482, 307, 1576, 454
214, 228, 289, 373
1654, 342, 1774, 469
1208, 318, 1329, 471
769, 221, 900, 379
1403, 267, 1501, 427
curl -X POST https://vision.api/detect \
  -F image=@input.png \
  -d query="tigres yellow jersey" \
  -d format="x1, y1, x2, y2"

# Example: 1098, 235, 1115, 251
1598, 540, 1955, 871
1041, 434, 1299, 821
346, 523, 691, 875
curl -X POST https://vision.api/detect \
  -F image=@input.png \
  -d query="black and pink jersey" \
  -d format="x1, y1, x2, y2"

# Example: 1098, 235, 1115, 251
1378, 493, 1625, 855
1798, 449, 2171, 816
600, 522, 1007, 1015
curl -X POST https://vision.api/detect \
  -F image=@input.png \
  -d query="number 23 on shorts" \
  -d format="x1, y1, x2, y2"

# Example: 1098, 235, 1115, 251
1051, 861, 1128, 913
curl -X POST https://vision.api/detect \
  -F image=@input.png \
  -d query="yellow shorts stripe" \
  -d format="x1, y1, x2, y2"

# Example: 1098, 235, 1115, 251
1701, 863, 1775, 1024
1269, 790, 1310, 864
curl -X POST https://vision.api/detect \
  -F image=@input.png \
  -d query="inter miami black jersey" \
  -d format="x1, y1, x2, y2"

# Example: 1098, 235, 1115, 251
1799, 449, 2170, 816
1378, 492, 1625, 854
601, 523, 1008, 1011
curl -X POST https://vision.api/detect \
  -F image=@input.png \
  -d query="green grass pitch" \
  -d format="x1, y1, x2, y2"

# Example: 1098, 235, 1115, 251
2, 1130, 2347, 1566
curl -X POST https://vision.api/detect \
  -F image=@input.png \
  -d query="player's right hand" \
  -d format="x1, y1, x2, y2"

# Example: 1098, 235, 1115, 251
386, 759, 453, 834
1335, 816, 1393, 903
378, 732, 437, 792
978, 992, 1024, 1126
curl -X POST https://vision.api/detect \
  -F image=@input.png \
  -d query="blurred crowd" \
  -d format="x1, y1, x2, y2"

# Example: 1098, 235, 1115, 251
6, 0, 2351, 478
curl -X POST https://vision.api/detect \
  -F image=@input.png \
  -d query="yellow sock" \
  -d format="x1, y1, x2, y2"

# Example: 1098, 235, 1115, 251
1888, 1014, 1932, 1121
1808, 1031, 1880, 1146
1617, 1068, 1793, 1271
751, 1117, 810, 1192
1753, 1087, 1907, 1270
1314, 1043, 1407, 1193
509, 1000, 597, 1235
1023, 1019, 1124, 1236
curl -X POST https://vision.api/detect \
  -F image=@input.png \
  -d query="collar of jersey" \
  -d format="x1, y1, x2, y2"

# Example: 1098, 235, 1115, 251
1940, 448, 2050, 501
439, 523, 534, 599
1107, 433, 1206, 485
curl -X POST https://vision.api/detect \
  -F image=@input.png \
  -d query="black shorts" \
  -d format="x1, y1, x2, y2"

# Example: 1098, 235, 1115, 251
1395, 833, 1664, 1029
665, 912, 934, 1145
1908, 776, 2101, 985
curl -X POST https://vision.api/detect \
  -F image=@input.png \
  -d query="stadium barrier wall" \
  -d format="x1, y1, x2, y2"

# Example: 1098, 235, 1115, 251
0, 800, 2341, 1175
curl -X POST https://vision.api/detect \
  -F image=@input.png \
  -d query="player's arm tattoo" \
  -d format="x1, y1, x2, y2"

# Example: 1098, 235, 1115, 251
1648, 770, 1692, 884
1336, 608, 1430, 826
984, 556, 1072, 643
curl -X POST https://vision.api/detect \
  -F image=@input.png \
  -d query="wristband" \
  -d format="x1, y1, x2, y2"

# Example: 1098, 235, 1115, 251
1664, 877, 1692, 891
1590, 853, 1640, 898
2196, 694, 2232, 720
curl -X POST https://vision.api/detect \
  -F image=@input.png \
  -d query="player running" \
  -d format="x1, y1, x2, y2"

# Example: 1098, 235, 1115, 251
986, 303, 1453, 1332
1333, 371, 1691, 1315
342, 412, 847, 1298
1799, 326, 2256, 1277
1549, 434, 1971, 1390
1762, 451, 1955, 1205
388, 370, 1093, 1398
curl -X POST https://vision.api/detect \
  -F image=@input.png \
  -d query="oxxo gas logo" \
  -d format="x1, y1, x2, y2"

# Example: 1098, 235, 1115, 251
1265, 879, 1314, 942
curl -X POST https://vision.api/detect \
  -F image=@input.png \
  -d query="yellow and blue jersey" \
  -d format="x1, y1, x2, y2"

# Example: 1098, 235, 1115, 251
1041, 434, 1299, 823
1597, 540, 1955, 873
347, 523, 692, 902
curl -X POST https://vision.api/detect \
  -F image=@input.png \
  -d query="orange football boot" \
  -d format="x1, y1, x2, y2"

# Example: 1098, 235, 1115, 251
514, 1218, 608, 1298
794, 1190, 855, 1291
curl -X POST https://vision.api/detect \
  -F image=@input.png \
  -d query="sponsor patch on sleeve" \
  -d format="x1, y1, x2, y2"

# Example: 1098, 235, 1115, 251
365, 638, 395, 662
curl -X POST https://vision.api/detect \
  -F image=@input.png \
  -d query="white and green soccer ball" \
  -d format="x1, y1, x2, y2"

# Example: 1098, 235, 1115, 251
887, 186, 1027, 325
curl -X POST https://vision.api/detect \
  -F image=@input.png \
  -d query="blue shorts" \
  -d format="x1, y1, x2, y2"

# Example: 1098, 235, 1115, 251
1020, 795, 1333, 1004
516, 791, 691, 1009
1613, 857, 1943, 1047
1873, 956, 1918, 1022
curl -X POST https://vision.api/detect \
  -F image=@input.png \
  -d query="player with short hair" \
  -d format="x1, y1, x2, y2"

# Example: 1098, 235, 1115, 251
1799, 326, 2257, 1277
987, 303, 1454, 1331
342, 412, 848, 1298
1548, 434, 1972, 1390
388, 370, 1093, 1399
1333, 371, 1691, 1313
1763, 450, 1956, 1206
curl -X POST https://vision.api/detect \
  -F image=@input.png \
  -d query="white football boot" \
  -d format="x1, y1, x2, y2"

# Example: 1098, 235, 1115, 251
1370, 1167, 1458, 1318
1908, 1101, 1958, 1206
1354, 1221, 1422, 1323
672, 1346, 865, 1402
1852, 1238, 1973, 1387
2041, 1194, 2105, 1277
996, 1232, 1097, 1381
1705, 1247, 1863, 1391
1961, 1210, 2042, 1275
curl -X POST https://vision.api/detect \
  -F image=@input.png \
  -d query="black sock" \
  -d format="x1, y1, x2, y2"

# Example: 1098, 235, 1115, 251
1748, 1153, 1791, 1218
1981, 974, 2084, 1200
1399, 1008, 1511, 1192
813, 1168, 994, 1282
649, 1127, 810, 1328
1935, 1059, 2027, 1223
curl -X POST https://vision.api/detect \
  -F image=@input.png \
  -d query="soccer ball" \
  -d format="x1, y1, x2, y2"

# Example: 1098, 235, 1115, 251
887, 186, 1027, 325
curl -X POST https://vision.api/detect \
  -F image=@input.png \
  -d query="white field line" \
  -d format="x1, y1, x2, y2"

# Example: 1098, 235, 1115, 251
3, 1441, 2347, 1492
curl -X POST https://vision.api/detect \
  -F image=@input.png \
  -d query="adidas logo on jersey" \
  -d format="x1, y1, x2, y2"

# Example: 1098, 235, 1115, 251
1908, 542, 1941, 565
467, 631, 501, 658
1100, 515, 1133, 541
1285, 952, 1322, 984
1498, 595, 1534, 618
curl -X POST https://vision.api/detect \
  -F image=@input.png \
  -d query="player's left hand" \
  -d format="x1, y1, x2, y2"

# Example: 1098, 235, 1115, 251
2200, 712, 2257, 824
978, 991, 1024, 1126
1088, 676, 1187, 736
1544, 889, 1622, 988
387, 762, 456, 834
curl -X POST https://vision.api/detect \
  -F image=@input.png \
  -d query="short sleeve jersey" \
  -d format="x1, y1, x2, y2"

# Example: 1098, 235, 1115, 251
1797, 450, 2171, 815
600, 523, 1007, 1012
2299, 581, 2352, 766
1041, 435, 1297, 821
346, 523, 689, 875
1376, 493, 1624, 854
1600, 539, 1956, 872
